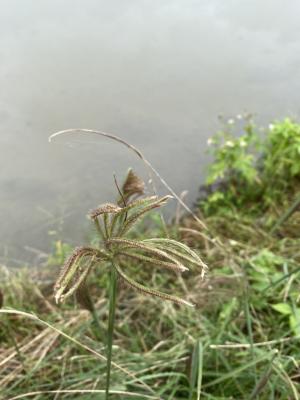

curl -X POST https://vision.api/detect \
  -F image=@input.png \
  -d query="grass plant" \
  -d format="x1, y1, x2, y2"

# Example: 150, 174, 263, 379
52, 168, 206, 399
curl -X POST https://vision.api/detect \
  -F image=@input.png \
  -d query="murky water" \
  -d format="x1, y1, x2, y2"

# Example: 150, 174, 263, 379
1, 0, 300, 264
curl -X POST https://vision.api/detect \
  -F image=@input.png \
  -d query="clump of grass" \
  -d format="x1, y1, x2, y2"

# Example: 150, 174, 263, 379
2, 200, 300, 398
2, 118, 300, 399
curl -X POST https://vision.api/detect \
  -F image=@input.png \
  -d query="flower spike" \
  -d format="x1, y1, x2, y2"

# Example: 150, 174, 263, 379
113, 262, 194, 307
54, 247, 108, 303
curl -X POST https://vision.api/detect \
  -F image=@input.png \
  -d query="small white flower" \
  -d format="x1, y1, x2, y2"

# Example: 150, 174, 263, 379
207, 138, 214, 146
236, 114, 242, 120
269, 123, 274, 131
227, 118, 235, 125
240, 139, 247, 147
225, 140, 234, 147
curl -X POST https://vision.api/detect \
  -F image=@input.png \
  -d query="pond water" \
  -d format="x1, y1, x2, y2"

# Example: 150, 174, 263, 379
1, 0, 300, 265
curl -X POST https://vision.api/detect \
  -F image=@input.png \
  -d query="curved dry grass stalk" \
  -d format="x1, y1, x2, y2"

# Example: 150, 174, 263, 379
0, 309, 156, 396
48, 128, 207, 230
7, 389, 160, 400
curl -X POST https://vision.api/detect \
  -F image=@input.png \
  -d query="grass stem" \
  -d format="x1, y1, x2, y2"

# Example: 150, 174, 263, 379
105, 263, 118, 400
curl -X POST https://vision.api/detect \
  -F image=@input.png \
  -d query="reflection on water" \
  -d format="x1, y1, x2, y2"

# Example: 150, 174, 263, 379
1, 0, 300, 264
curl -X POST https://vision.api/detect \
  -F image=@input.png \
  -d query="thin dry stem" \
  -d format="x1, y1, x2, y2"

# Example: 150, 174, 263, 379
49, 128, 207, 230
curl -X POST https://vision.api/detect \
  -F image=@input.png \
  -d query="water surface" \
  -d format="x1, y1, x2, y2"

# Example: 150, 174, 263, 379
1, 0, 300, 264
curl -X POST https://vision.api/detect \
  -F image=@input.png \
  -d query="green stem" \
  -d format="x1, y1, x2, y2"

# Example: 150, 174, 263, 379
105, 263, 118, 400
94, 218, 105, 240
86, 291, 103, 341
90, 305, 102, 340
244, 284, 257, 386
4, 318, 27, 373
270, 192, 300, 234
75, 279, 103, 341
249, 351, 277, 400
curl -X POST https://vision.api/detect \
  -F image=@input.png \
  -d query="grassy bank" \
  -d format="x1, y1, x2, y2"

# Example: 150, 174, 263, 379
2, 117, 300, 399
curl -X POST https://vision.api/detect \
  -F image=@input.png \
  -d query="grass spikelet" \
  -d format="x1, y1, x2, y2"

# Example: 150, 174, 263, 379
143, 238, 208, 277
117, 251, 186, 273
88, 204, 122, 220
119, 195, 173, 235
120, 168, 145, 204
54, 247, 107, 304
107, 238, 189, 272
114, 262, 195, 307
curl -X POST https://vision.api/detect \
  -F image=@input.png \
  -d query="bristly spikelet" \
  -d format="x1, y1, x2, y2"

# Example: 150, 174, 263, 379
119, 169, 145, 205
117, 251, 187, 273
54, 246, 86, 289
107, 238, 188, 273
114, 263, 194, 307
119, 195, 173, 235
143, 238, 207, 278
54, 246, 106, 304
88, 203, 122, 220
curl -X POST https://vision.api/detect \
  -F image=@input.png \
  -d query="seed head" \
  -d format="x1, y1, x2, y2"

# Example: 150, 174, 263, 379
120, 169, 145, 204
54, 246, 103, 303
88, 203, 122, 220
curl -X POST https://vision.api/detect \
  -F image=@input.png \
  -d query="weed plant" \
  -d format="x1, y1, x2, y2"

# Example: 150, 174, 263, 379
53, 169, 206, 399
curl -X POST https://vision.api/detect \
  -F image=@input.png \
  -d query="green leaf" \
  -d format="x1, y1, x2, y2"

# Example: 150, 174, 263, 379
271, 303, 292, 315
189, 340, 203, 400
208, 191, 225, 203
289, 308, 300, 336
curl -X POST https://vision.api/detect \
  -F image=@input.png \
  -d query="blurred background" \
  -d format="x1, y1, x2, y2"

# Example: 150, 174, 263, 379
1, 0, 300, 264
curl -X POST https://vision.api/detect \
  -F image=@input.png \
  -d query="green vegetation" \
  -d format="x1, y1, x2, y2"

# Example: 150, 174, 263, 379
2, 117, 300, 399
203, 116, 300, 216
